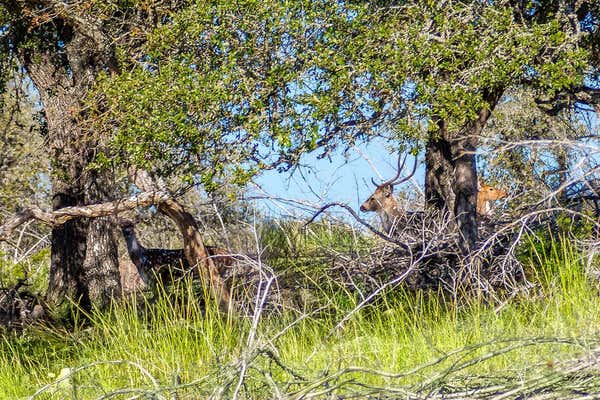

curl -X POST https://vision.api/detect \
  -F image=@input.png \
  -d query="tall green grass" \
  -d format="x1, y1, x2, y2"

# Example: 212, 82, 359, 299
0, 233, 598, 398
259, 219, 373, 262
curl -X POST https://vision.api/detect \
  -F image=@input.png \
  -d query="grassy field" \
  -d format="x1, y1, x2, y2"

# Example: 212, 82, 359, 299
0, 223, 599, 399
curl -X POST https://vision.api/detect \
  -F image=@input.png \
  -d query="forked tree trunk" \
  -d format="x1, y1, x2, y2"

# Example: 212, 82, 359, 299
424, 90, 503, 253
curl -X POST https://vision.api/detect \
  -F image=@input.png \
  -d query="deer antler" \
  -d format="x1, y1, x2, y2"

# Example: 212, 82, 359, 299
371, 153, 418, 187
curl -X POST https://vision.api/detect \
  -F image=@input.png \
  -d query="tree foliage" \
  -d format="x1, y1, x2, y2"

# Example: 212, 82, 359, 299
93, 0, 595, 181
0, 78, 47, 210
89, 0, 597, 253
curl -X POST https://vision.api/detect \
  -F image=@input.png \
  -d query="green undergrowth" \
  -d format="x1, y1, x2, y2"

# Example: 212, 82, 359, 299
0, 234, 598, 398
0, 248, 49, 294
259, 219, 374, 266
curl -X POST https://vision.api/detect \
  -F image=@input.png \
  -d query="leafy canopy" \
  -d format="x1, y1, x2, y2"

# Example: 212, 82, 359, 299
91, 0, 592, 186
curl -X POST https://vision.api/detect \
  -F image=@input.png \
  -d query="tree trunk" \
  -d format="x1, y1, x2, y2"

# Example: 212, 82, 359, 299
47, 190, 90, 309
424, 125, 479, 253
17, 17, 121, 311
25, 55, 97, 308
82, 171, 121, 309
424, 91, 503, 253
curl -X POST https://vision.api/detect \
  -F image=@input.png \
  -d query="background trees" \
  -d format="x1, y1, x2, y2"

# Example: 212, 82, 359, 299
0, 0, 598, 311
99, 0, 598, 252
0, 0, 190, 309
294, 1, 595, 251
0, 75, 47, 211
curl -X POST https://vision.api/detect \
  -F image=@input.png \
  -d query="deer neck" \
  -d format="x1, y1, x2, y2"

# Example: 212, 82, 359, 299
477, 195, 491, 216
378, 197, 403, 233
121, 228, 146, 270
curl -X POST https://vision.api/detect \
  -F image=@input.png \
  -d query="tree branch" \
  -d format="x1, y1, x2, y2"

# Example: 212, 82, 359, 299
305, 202, 413, 252
0, 190, 170, 241
535, 85, 600, 115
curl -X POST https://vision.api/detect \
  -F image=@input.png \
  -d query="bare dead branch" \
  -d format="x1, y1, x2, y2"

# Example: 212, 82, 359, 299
305, 201, 414, 252
0, 190, 170, 242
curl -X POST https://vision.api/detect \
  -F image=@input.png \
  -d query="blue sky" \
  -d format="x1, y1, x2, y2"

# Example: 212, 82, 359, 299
250, 101, 599, 222
251, 138, 425, 221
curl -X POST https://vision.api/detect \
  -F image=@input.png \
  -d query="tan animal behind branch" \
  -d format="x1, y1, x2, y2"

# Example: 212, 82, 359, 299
360, 153, 418, 233
476, 182, 508, 216
118, 219, 233, 287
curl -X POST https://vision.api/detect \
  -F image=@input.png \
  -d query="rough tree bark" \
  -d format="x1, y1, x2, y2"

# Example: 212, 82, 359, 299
13, 4, 121, 310
81, 171, 120, 309
424, 90, 503, 253
47, 193, 90, 309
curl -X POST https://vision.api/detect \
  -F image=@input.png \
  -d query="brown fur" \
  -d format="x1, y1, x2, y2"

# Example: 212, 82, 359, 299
360, 184, 403, 232
118, 219, 233, 287
361, 181, 508, 229
360, 154, 418, 233
476, 183, 508, 216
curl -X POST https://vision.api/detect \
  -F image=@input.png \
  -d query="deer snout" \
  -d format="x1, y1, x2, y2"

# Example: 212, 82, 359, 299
360, 200, 373, 212
489, 188, 508, 200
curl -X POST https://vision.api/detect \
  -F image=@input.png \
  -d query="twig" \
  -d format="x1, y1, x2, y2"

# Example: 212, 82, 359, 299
305, 202, 413, 251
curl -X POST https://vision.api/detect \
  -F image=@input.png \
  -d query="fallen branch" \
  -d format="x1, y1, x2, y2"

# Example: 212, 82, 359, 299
0, 190, 170, 241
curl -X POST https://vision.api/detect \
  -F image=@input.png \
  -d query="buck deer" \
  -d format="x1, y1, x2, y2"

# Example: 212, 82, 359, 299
360, 153, 418, 233
360, 156, 508, 231
118, 219, 233, 285
477, 182, 508, 216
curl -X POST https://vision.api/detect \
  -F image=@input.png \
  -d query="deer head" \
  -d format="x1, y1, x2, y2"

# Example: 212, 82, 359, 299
477, 182, 508, 216
360, 153, 418, 232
